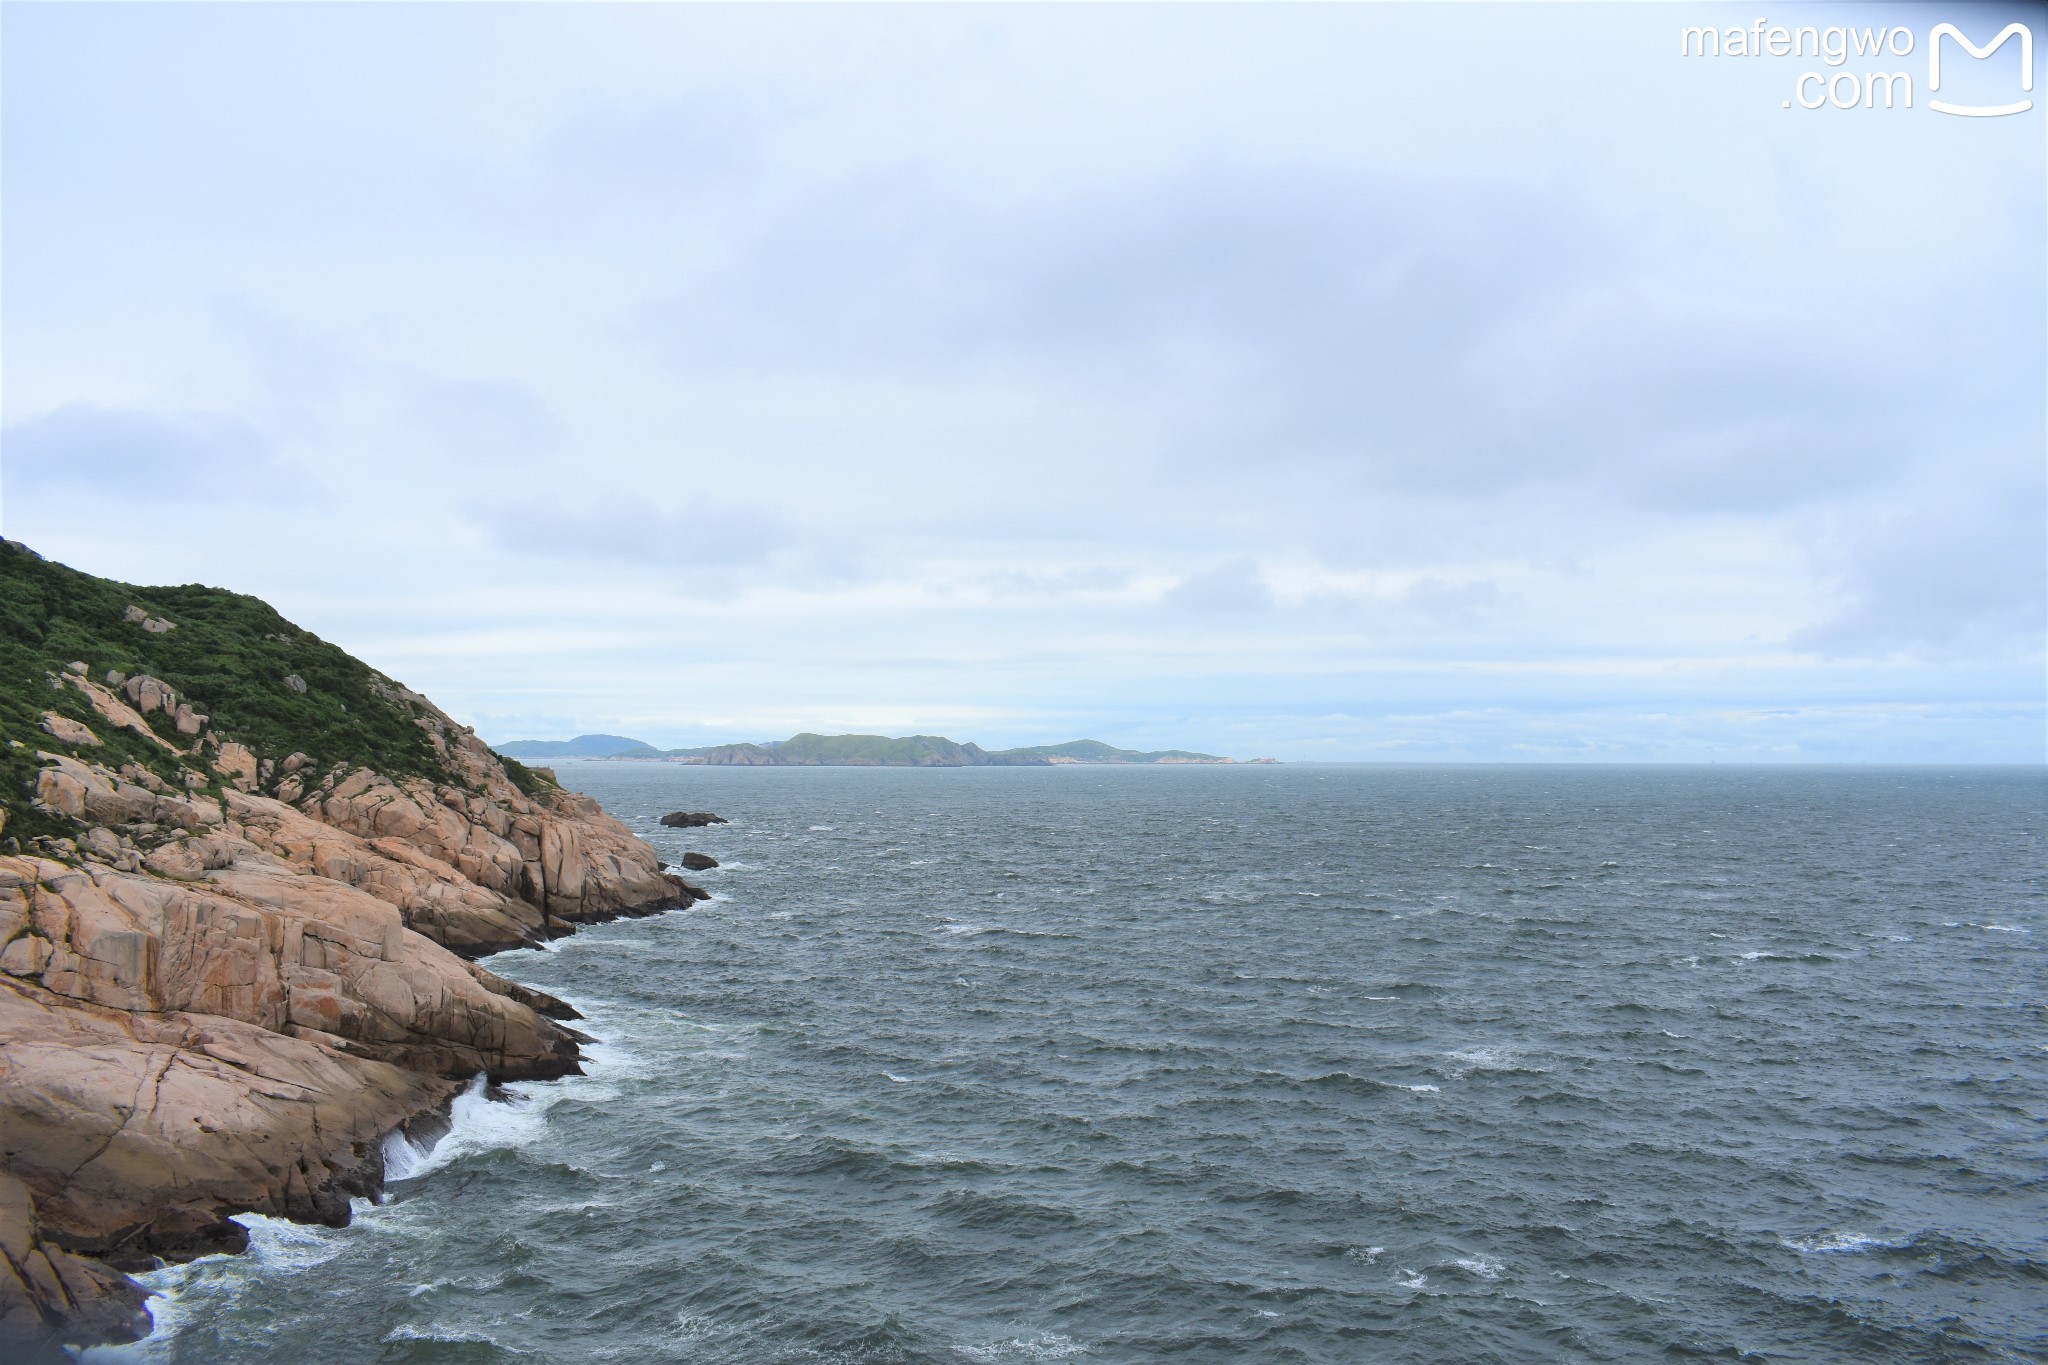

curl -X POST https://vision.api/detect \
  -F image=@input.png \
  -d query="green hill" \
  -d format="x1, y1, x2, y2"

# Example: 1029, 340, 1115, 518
657, 733, 991, 766
985, 740, 1233, 764
630, 732, 1238, 766
493, 734, 659, 759
0, 540, 551, 842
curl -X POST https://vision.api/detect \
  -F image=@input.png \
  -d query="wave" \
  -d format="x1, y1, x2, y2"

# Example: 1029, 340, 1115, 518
381, 1324, 503, 1345
1440, 1047, 1549, 1078
958, 1332, 1091, 1360
78, 1214, 356, 1362
1304, 1071, 1440, 1095
1446, 1255, 1504, 1280
381, 1059, 623, 1184
1780, 1231, 1905, 1254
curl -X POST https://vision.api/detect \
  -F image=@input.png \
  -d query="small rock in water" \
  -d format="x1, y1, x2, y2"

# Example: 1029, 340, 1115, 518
677, 881, 712, 901
659, 811, 728, 828
681, 851, 719, 871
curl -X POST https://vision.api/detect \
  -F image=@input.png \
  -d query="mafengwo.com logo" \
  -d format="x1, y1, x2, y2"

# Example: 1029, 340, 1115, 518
1680, 18, 2034, 114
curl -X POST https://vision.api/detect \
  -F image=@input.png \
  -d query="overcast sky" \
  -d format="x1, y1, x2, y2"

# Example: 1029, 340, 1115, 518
4, 2, 2042, 761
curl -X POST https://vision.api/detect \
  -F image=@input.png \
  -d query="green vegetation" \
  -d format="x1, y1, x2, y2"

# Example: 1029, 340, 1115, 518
770, 733, 990, 766
983, 739, 1230, 764
493, 734, 660, 759
0, 541, 485, 839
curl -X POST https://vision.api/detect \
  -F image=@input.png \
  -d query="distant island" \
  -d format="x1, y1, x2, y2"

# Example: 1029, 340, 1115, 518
493, 733, 1277, 767
485, 734, 661, 759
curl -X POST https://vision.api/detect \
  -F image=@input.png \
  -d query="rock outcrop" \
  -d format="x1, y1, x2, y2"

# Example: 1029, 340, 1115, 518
1, 1171, 152, 1362
680, 851, 719, 871
0, 540, 704, 1357
659, 811, 728, 828
3, 705, 690, 1359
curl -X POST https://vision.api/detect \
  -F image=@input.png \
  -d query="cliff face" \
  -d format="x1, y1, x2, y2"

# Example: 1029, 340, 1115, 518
0, 544, 692, 1360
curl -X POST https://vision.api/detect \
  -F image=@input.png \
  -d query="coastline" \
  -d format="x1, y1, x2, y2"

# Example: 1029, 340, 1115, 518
0, 717, 693, 1359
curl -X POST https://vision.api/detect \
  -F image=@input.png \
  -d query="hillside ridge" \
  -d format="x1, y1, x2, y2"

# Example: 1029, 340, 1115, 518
0, 542, 693, 1359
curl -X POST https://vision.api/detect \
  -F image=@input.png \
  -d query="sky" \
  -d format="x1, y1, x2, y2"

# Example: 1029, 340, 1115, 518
4, 1, 2043, 762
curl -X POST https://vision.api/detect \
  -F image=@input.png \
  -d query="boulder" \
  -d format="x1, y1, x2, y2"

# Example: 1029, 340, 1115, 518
659, 811, 728, 828
680, 851, 719, 871
121, 605, 176, 634
213, 743, 258, 792
120, 675, 174, 716
37, 715, 99, 748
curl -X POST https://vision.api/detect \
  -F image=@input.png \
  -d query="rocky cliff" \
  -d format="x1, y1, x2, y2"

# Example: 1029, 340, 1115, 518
0, 542, 693, 1359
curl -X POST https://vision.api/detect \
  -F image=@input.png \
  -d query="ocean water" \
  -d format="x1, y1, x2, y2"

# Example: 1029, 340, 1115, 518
92, 765, 2044, 1363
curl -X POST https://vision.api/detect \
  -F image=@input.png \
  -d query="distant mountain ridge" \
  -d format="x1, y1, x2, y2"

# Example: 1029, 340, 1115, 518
492, 734, 661, 758
489, 731, 1271, 766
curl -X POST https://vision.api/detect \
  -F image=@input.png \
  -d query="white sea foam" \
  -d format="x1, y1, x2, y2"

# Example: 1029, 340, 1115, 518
1347, 1245, 1385, 1264
1394, 1268, 1428, 1290
77, 1271, 196, 1362
1973, 923, 2028, 934
1449, 1255, 1504, 1280
80, 1214, 352, 1361
383, 1069, 598, 1184
1443, 1047, 1546, 1078
1401, 1083, 1441, 1093
959, 1331, 1090, 1359
382, 1324, 499, 1344
885, 1072, 914, 1083
1781, 1231, 1902, 1254
809, 825, 836, 831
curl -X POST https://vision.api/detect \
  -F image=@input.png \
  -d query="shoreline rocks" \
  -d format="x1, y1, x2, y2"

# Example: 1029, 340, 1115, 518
1, 728, 693, 1356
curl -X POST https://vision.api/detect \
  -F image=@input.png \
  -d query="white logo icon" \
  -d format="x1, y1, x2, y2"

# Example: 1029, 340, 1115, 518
1928, 23, 2033, 116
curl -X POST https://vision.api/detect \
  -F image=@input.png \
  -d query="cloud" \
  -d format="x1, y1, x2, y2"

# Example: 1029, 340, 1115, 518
483, 496, 792, 572
1793, 475, 2047, 660
409, 377, 567, 466
1163, 558, 1272, 614
982, 565, 1133, 597
1, 402, 291, 503
629, 157, 2026, 528
1396, 576, 1508, 623
210, 298, 358, 412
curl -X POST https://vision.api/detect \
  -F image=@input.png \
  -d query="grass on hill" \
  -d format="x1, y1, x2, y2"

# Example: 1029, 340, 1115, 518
0, 540, 544, 842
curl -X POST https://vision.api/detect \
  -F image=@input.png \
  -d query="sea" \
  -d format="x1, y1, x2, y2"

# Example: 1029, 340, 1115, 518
88, 764, 2045, 1363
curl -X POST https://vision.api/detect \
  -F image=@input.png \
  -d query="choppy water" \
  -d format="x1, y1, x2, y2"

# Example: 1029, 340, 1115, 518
93, 765, 2045, 1363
